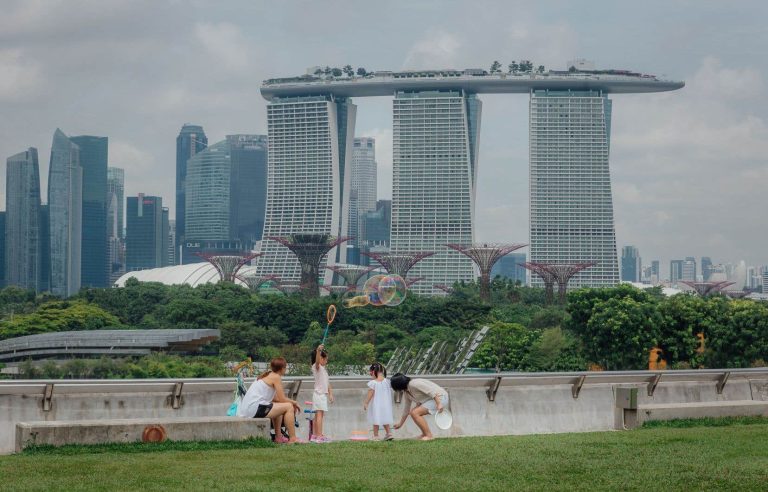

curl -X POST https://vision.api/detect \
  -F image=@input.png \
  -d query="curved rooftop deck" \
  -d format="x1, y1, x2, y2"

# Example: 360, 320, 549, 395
260, 69, 684, 100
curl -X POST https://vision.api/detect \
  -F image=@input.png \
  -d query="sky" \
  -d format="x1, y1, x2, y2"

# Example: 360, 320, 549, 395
1, 0, 767, 276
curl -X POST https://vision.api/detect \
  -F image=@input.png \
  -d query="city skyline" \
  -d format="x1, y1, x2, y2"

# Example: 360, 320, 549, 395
1, 1, 767, 266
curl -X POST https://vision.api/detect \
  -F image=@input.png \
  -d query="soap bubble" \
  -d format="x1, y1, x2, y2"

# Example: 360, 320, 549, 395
378, 275, 407, 306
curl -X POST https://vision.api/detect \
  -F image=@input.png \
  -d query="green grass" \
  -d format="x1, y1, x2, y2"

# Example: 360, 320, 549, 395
2, 425, 767, 491
641, 415, 768, 428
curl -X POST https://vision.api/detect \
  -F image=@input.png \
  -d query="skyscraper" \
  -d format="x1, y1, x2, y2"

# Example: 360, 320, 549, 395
349, 137, 377, 249
701, 256, 713, 281
185, 140, 231, 242
227, 134, 268, 243
490, 252, 528, 285
390, 91, 479, 293
670, 260, 683, 285
38, 205, 50, 292
5, 148, 41, 291
48, 129, 82, 297
256, 96, 356, 285
126, 194, 166, 271
107, 167, 125, 284
650, 260, 660, 285
71, 135, 108, 288
161, 207, 170, 267
176, 124, 208, 261
529, 90, 619, 288
620, 246, 641, 283
683, 256, 696, 281
0, 213, 5, 289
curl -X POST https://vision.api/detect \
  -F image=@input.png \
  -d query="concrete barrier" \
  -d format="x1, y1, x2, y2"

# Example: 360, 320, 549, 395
1, 369, 766, 454
637, 401, 768, 425
15, 417, 270, 452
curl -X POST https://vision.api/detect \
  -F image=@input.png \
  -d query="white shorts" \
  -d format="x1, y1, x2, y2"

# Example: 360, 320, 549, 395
312, 392, 329, 412
421, 394, 449, 415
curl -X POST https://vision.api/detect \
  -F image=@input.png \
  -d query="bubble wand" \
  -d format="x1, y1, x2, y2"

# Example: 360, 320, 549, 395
321, 304, 337, 345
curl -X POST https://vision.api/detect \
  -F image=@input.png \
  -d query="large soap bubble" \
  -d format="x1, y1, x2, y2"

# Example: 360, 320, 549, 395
378, 275, 407, 306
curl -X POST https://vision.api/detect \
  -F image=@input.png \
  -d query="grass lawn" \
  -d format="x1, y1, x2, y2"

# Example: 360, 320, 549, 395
1, 422, 767, 491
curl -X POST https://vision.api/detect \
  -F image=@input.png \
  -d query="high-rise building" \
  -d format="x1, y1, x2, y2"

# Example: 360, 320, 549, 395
349, 137, 377, 249
620, 246, 641, 283
5, 148, 41, 291
175, 124, 208, 260
228, 134, 268, 243
161, 207, 170, 267
491, 252, 527, 285
70, 136, 108, 288
701, 256, 713, 281
391, 90, 479, 293
683, 256, 696, 281
529, 90, 619, 288
167, 219, 176, 267
185, 140, 231, 242
126, 194, 167, 271
670, 260, 683, 285
360, 199, 392, 266
48, 129, 82, 297
650, 260, 660, 285
763, 269, 768, 294
38, 205, 50, 292
107, 167, 125, 284
0, 212, 5, 289
256, 96, 356, 285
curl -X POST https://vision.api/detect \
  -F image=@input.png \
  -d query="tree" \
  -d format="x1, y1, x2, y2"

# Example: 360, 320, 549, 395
343, 65, 354, 77
331, 67, 343, 77
471, 322, 539, 372
508, 61, 519, 74
356, 67, 367, 76
490, 61, 502, 73
314, 68, 323, 75
706, 299, 768, 368
537, 65, 545, 74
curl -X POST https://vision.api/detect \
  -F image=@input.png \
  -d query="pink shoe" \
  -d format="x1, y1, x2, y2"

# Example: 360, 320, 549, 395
275, 436, 290, 444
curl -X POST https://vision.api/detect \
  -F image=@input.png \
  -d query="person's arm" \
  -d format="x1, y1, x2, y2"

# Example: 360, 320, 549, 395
328, 381, 334, 404
314, 344, 324, 370
272, 375, 300, 410
434, 394, 443, 413
363, 388, 374, 411
393, 393, 412, 429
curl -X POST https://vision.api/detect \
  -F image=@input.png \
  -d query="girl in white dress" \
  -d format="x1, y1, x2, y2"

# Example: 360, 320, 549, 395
363, 362, 394, 440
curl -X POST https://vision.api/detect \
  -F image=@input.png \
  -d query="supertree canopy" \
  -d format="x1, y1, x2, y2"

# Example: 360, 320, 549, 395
326, 264, 375, 291
195, 252, 261, 283
238, 273, 280, 291
544, 262, 596, 304
519, 262, 557, 305
360, 251, 434, 278
680, 280, 735, 297
445, 243, 527, 302
405, 277, 425, 288
269, 233, 351, 298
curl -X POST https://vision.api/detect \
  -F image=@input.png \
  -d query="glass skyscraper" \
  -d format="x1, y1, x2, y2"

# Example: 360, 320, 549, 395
349, 137, 377, 250
529, 90, 619, 288
107, 167, 125, 284
70, 135, 108, 288
491, 252, 528, 285
391, 90, 480, 293
48, 129, 82, 297
186, 140, 231, 242
256, 96, 356, 285
620, 245, 641, 283
5, 148, 42, 291
227, 134, 268, 243
126, 194, 166, 271
176, 124, 208, 261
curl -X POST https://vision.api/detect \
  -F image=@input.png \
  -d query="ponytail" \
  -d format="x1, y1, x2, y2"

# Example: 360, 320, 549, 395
370, 362, 387, 378
258, 357, 287, 380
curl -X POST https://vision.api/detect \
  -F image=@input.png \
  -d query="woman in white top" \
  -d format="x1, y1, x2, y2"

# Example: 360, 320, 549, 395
237, 357, 302, 443
391, 373, 449, 441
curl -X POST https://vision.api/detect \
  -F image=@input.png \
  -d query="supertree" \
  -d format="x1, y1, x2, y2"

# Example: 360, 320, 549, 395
268, 233, 351, 298
680, 280, 735, 297
433, 284, 455, 294
405, 277, 425, 288
195, 252, 261, 283
544, 262, 597, 304
325, 264, 375, 291
445, 243, 527, 302
238, 273, 280, 291
519, 262, 557, 305
360, 251, 434, 278
725, 290, 750, 299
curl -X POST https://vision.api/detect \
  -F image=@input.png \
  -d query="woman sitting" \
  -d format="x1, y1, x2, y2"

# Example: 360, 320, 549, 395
237, 357, 303, 443
391, 373, 449, 441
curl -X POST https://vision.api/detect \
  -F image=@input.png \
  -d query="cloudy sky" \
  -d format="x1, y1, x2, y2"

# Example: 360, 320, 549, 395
2, 0, 767, 275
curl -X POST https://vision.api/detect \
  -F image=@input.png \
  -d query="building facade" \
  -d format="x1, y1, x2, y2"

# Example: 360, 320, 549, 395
47, 129, 82, 297
529, 90, 619, 288
175, 124, 208, 261
683, 256, 696, 282
0, 213, 4, 289
620, 245, 641, 283
185, 140, 231, 242
71, 135, 108, 288
491, 252, 527, 285
126, 194, 167, 271
107, 167, 125, 284
5, 148, 42, 291
670, 260, 683, 285
701, 256, 713, 281
256, 95, 356, 285
390, 90, 479, 293
228, 134, 268, 243
349, 137, 377, 249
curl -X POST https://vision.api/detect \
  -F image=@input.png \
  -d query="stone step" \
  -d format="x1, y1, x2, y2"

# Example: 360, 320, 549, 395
638, 400, 768, 423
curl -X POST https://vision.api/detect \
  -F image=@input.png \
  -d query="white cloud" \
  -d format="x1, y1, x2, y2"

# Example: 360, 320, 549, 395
0, 49, 44, 101
195, 22, 250, 71
505, 20, 579, 69
402, 31, 461, 70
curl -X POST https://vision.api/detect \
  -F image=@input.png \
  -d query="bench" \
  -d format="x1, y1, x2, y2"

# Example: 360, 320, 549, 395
15, 417, 270, 453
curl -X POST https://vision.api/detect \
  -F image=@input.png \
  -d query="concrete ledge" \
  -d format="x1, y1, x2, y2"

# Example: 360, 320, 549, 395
15, 417, 269, 453
638, 400, 768, 424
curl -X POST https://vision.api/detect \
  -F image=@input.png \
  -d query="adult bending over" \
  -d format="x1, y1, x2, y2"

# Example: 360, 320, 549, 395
391, 373, 449, 441
237, 357, 302, 443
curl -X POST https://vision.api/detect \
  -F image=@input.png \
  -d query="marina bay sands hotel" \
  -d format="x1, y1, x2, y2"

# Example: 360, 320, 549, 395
255, 66, 684, 294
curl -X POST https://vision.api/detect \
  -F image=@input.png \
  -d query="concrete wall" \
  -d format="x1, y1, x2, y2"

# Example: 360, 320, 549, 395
1, 370, 767, 454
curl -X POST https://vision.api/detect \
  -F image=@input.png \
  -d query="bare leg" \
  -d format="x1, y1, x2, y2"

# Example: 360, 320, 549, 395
373, 424, 379, 438
315, 410, 324, 437
410, 406, 433, 440
384, 424, 392, 437
266, 403, 293, 441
